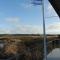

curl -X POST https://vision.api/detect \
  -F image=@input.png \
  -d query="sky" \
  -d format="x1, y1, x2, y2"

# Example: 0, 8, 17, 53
0, 0, 60, 34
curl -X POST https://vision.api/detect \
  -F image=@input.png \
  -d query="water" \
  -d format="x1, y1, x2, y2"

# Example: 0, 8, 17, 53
0, 40, 5, 48
47, 58, 60, 60
0, 43, 4, 48
47, 48, 60, 60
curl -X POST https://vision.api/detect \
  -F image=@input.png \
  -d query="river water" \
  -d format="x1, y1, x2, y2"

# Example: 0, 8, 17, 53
47, 48, 60, 60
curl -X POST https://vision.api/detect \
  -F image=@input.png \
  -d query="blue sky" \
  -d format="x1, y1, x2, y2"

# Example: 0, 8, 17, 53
0, 0, 60, 34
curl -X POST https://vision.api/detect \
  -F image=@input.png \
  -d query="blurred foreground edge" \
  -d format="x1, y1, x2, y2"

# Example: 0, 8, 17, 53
49, 0, 60, 17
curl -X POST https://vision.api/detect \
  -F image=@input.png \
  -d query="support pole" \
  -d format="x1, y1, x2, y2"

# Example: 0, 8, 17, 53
42, 0, 47, 60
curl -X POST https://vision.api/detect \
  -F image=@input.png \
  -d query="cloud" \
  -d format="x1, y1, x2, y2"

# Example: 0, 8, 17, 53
47, 22, 60, 34
0, 29, 11, 34
1, 18, 60, 34
6, 17, 20, 24
15, 25, 43, 34
20, 3, 33, 8
18, 0, 34, 9
0, 17, 43, 34
1, 17, 60, 34
21, 4, 32, 8
47, 22, 60, 30
0, 25, 43, 34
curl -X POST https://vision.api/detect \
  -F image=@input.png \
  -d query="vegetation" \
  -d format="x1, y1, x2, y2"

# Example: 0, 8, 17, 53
0, 34, 59, 60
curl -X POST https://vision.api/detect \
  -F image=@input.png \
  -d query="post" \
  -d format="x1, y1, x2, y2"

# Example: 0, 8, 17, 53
42, 0, 47, 60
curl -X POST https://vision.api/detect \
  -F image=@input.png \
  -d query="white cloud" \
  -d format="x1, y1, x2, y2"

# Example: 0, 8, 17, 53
1, 18, 60, 34
1, 17, 60, 34
0, 17, 43, 34
46, 22, 60, 34
0, 25, 43, 34
6, 17, 20, 24
20, 3, 33, 8
0, 29, 11, 34
15, 25, 43, 34
18, 0, 33, 9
